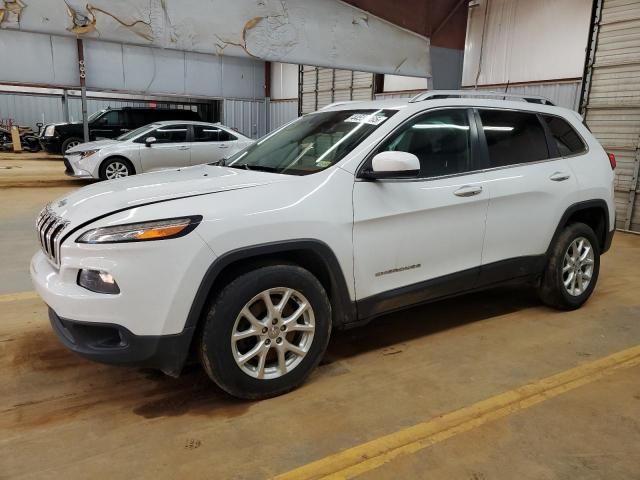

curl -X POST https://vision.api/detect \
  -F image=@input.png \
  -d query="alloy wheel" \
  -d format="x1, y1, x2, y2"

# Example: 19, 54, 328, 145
231, 287, 315, 380
104, 161, 129, 179
562, 236, 595, 296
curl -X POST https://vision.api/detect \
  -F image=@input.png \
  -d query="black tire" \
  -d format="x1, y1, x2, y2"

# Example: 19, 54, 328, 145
538, 222, 600, 310
61, 137, 83, 154
99, 157, 134, 180
199, 265, 332, 400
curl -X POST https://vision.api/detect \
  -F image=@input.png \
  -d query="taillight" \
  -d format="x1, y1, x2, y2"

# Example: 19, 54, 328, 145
607, 152, 616, 170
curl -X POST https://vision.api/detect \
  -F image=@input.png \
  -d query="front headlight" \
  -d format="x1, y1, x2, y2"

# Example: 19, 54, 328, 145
80, 149, 99, 159
44, 125, 55, 137
76, 216, 202, 244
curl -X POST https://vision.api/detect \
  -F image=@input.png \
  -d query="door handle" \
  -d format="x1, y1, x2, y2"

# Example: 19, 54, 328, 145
454, 185, 483, 197
218, 144, 229, 148
549, 172, 571, 182
177, 146, 190, 151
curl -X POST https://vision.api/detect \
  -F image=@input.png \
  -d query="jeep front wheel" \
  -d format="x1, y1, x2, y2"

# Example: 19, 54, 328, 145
198, 265, 332, 399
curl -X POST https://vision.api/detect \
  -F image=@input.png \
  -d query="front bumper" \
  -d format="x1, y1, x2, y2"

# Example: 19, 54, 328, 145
63, 155, 93, 178
48, 308, 194, 375
40, 136, 62, 154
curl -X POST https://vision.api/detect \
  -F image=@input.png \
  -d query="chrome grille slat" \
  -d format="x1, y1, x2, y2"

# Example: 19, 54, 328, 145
35, 204, 69, 267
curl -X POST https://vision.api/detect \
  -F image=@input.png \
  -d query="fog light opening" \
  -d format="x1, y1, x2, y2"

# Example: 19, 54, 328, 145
78, 269, 120, 294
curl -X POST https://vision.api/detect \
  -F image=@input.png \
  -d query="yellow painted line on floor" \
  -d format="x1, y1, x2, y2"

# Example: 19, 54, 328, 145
0, 291, 39, 303
273, 345, 640, 480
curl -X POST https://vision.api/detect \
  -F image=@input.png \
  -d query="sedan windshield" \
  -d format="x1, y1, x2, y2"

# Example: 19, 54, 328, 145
224, 109, 397, 175
117, 124, 158, 141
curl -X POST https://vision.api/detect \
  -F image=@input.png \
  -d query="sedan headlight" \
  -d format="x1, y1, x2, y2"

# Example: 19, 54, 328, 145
80, 149, 99, 159
44, 125, 55, 137
76, 216, 202, 244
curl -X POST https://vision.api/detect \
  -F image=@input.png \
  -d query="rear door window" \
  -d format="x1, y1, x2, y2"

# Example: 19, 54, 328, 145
193, 126, 238, 142
478, 110, 550, 168
542, 115, 587, 156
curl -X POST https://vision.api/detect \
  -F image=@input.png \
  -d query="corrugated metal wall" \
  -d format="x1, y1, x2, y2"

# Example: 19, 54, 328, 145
299, 66, 374, 114
269, 100, 298, 131
0, 90, 218, 132
581, 0, 640, 232
223, 99, 267, 139
472, 81, 582, 110
0, 93, 65, 131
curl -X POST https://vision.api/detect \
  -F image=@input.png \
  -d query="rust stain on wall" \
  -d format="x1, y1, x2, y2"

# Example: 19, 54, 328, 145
64, 2, 153, 41
0, 0, 26, 27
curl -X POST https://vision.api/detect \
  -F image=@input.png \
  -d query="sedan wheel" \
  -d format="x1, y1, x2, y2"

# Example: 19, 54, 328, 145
104, 161, 130, 179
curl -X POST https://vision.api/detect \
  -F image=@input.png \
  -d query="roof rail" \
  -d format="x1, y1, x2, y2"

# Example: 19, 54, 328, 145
408, 90, 555, 106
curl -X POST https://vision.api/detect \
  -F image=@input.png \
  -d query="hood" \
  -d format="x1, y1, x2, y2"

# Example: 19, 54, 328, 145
66, 139, 120, 153
48, 165, 289, 227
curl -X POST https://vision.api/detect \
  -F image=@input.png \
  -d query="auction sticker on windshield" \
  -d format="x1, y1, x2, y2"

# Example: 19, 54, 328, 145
344, 113, 388, 125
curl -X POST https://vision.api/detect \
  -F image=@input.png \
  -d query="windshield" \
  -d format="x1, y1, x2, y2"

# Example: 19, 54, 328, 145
117, 124, 158, 141
224, 109, 397, 175
87, 110, 105, 123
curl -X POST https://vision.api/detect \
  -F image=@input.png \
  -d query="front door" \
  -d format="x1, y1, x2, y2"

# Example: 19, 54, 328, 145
138, 123, 191, 172
90, 110, 124, 139
352, 108, 489, 318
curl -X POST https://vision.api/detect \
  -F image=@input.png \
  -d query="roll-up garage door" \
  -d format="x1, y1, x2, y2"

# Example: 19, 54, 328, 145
299, 66, 374, 114
581, 0, 640, 231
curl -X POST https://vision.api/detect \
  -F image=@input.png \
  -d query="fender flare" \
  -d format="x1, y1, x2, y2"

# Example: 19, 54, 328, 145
183, 239, 357, 332
546, 199, 612, 256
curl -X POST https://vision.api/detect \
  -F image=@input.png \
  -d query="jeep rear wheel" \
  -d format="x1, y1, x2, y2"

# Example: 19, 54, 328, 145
538, 222, 601, 310
199, 265, 332, 399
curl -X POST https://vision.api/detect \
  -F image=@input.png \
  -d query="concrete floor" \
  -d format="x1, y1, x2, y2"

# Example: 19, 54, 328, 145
1, 154, 639, 479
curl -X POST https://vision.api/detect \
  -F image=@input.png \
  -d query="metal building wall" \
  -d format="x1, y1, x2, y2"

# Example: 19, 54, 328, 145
299, 66, 374, 114
0, 93, 65, 131
581, 0, 640, 232
223, 99, 267, 139
269, 100, 299, 131
472, 81, 582, 110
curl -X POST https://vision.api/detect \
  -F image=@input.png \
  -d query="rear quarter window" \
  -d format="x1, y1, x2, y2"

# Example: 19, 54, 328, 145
542, 115, 587, 156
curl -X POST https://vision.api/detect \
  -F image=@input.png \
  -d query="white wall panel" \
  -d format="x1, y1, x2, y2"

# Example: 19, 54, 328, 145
271, 62, 299, 100
462, 0, 591, 86
0, 30, 264, 100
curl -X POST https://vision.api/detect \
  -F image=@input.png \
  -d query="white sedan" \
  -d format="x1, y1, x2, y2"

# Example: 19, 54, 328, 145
64, 121, 254, 180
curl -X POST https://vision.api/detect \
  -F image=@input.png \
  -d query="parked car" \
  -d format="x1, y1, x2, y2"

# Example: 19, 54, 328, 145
39, 107, 202, 154
31, 91, 616, 400
63, 121, 253, 180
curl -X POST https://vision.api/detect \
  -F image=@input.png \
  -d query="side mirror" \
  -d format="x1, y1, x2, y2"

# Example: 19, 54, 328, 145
145, 136, 157, 147
361, 151, 420, 180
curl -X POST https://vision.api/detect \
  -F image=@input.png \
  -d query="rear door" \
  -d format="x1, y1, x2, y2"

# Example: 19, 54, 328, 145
137, 123, 191, 172
190, 125, 241, 165
475, 108, 580, 281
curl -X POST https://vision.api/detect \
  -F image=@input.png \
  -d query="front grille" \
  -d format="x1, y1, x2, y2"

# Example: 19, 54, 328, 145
36, 204, 69, 266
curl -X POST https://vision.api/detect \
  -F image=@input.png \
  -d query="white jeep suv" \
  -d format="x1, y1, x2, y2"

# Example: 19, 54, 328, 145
31, 92, 616, 399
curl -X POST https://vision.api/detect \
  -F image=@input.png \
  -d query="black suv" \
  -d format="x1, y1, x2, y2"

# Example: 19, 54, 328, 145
40, 107, 202, 154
